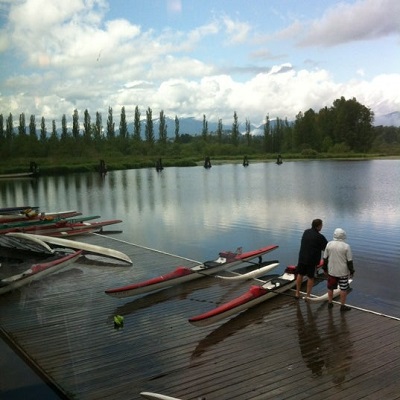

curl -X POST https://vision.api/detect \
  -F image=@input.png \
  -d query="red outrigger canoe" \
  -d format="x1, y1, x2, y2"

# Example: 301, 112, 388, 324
189, 262, 327, 327
188, 265, 299, 327
105, 244, 278, 298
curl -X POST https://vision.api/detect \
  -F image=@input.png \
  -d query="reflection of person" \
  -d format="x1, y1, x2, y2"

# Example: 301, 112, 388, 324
295, 219, 328, 299
323, 228, 354, 311
296, 303, 324, 376
323, 311, 353, 384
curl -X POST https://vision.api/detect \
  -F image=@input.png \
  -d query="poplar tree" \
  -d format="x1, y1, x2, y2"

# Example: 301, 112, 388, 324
72, 109, 79, 139
94, 112, 102, 140
61, 114, 68, 141
158, 110, 167, 144
29, 115, 37, 139
145, 107, 154, 144
83, 109, 91, 142
119, 106, 128, 139
202, 114, 208, 141
133, 106, 141, 142
19, 113, 26, 136
107, 106, 115, 139
263, 114, 271, 152
0, 114, 4, 144
174, 115, 180, 143
217, 119, 223, 144
245, 118, 251, 146
231, 111, 239, 146
40, 117, 47, 143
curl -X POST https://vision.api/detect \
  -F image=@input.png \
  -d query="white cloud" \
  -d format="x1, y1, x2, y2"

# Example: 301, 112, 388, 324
0, 0, 399, 127
297, 0, 400, 47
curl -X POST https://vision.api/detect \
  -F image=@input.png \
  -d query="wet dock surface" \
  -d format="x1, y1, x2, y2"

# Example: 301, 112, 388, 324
1, 234, 399, 400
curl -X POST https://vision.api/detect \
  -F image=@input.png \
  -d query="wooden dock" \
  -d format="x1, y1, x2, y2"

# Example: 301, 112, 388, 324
1, 235, 399, 400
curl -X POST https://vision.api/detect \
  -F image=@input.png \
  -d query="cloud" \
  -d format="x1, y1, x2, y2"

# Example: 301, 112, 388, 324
0, 0, 399, 127
222, 15, 251, 45
297, 0, 400, 47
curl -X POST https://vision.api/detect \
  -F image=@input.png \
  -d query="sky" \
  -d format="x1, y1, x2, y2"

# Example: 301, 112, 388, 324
0, 0, 399, 128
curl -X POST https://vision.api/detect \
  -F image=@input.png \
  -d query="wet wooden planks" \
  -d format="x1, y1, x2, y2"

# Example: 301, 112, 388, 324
0, 234, 399, 400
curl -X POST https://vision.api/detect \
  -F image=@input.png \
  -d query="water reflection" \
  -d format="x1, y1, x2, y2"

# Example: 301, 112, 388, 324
1, 160, 399, 316
296, 303, 324, 376
323, 309, 353, 385
296, 303, 353, 383
191, 296, 288, 360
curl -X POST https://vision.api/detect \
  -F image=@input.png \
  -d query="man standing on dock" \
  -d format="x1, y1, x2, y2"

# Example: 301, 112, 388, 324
295, 219, 328, 300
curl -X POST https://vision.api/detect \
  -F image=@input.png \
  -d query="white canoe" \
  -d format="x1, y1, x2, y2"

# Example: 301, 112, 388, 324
1, 233, 54, 254
7, 233, 132, 265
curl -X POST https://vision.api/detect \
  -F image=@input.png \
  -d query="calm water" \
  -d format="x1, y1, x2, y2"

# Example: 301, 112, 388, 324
1, 160, 399, 318
1, 159, 400, 397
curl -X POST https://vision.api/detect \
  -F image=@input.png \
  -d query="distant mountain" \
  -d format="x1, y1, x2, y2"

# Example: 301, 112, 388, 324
127, 117, 281, 138
374, 112, 400, 127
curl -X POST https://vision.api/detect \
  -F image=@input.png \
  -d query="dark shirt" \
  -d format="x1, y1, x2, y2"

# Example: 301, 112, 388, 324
298, 228, 328, 266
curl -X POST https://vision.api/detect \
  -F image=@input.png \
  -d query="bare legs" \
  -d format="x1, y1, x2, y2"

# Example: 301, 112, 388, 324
295, 275, 314, 299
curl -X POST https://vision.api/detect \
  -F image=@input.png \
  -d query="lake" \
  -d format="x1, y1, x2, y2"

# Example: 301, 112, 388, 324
1, 159, 400, 398
1, 159, 399, 319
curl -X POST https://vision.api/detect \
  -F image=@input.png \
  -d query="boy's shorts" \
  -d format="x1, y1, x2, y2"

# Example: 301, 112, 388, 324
327, 275, 350, 291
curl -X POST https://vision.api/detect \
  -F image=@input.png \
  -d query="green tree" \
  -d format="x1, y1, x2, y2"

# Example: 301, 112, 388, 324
174, 115, 180, 143
4, 113, 14, 156
332, 96, 374, 152
83, 109, 91, 143
245, 118, 251, 146
40, 117, 47, 143
49, 120, 58, 149
107, 106, 115, 139
231, 111, 239, 146
72, 109, 79, 140
294, 110, 318, 151
19, 113, 26, 137
145, 107, 154, 145
133, 106, 141, 142
158, 110, 167, 144
94, 112, 102, 141
29, 115, 36, 138
119, 106, 128, 139
217, 119, 223, 144
202, 114, 208, 141
0, 114, 4, 145
61, 114, 68, 142
263, 114, 272, 152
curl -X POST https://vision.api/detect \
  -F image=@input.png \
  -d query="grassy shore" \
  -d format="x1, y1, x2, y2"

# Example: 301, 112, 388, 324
1, 153, 398, 175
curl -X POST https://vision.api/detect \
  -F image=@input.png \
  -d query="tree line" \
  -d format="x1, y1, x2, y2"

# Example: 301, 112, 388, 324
1, 96, 399, 161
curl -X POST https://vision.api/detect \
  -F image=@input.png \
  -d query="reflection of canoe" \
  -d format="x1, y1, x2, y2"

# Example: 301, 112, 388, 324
105, 244, 279, 298
0, 214, 98, 231
140, 392, 182, 400
0, 219, 122, 236
189, 265, 298, 327
6, 233, 132, 265
0, 210, 81, 224
0, 250, 82, 295
0, 206, 39, 214
0, 172, 37, 179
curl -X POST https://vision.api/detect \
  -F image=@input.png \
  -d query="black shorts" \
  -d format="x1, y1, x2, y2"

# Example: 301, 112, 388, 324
296, 263, 316, 279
